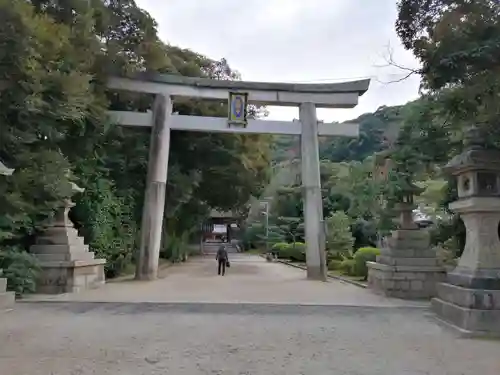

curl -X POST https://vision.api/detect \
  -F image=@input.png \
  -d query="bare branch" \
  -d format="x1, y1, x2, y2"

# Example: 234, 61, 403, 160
374, 43, 422, 84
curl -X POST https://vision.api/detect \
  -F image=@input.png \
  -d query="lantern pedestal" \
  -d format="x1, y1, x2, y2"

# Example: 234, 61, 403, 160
432, 197, 500, 337
368, 196, 445, 299
30, 199, 106, 294
368, 229, 445, 299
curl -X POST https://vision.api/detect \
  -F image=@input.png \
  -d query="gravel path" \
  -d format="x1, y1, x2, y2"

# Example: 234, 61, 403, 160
23, 254, 426, 307
1, 302, 499, 375
3, 254, 499, 374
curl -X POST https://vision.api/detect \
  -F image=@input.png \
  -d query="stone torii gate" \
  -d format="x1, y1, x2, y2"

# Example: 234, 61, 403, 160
107, 73, 370, 281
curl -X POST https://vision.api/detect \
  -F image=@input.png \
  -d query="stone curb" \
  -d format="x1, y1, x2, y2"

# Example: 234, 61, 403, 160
275, 259, 368, 289
16, 300, 429, 314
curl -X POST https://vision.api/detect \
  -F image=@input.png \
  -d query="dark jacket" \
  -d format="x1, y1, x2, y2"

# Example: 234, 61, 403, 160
216, 246, 228, 261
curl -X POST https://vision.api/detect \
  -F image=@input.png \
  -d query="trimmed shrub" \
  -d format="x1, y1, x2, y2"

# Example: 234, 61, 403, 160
339, 258, 355, 276
327, 250, 344, 262
272, 242, 306, 262
288, 242, 306, 262
328, 259, 342, 271
352, 247, 380, 279
272, 243, 289, 259
0, 248, 40, 297
325, 211, 354, 257
272, 242, 290, 258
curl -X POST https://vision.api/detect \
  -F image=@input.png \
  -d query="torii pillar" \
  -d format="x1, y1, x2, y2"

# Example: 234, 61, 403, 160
300, 102, 327, 280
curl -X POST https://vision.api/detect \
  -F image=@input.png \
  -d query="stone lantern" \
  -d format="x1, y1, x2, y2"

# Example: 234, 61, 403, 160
393, 181, 423, 230
367, 161, 445, 299
0, 160, 15, 309
30, 180, 106, 294
432, 125, 500, 336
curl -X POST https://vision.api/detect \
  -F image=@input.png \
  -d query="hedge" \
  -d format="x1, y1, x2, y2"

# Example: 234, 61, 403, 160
352, 247, 380, 279
272, 242, 306, 262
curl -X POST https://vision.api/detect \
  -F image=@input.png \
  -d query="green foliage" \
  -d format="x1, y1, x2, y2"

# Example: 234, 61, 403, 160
162, 231, 189, 263
323, 159, 383, 220
319, 105, 404, 163
325, 211, 354, 257
288, 242, 306, 262
339, 258, 355, 276
397, 0, 500, 135
328, 259, 342, 271
0, 0, 273, 294
271, 242, 289, 253
71, 178, 138, 278
271, 105, 405, 165
352, 247, 380, 279
241, 221, 285, 250
0, 247, 40, 296
350, 219, 378, 249
265, 225, 287, 247
273, 242, 305, 262
241, 222, 265, 250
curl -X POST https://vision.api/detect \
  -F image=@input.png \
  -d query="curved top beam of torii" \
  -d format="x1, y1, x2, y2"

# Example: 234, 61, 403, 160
107, 72, 370, 109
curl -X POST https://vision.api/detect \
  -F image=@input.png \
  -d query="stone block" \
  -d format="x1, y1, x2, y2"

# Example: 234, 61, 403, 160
392, 229, 430, 239
380, 247, 437, 259
36, 228, 81, 245
432, 297, 500, 337
388, 230, 430, 250
377, 255, 439, 267
436, 282, 500, 310
447, 267, 500, 290
411, 280, 424, 291
0, 277, 14, 311
0, 292, 15, 310
367, 258, 445, 300
31, 244, 89, 255
36, 259, 105, 294
35, 251, 95, 262
397, 280, 410, 290
394, 265, 444, 273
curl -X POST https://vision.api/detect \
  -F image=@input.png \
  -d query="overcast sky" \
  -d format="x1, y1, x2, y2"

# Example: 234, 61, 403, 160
136, 0, 422, 122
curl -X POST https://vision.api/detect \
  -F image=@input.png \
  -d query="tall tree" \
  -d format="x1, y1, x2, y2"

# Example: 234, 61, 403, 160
0, 0, 273, 282
396, 0, 500, 136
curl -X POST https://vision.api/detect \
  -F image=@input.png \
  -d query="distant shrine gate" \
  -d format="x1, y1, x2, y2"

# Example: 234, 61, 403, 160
107, 73, 370, 281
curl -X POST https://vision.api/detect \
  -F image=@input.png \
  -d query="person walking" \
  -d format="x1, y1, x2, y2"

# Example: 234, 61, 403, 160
216, 244, 229, 276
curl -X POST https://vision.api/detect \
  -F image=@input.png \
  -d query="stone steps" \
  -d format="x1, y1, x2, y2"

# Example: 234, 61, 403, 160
203, 243, 238, 254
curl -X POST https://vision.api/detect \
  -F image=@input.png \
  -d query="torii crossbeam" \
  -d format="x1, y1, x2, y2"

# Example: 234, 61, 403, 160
107, 73, 370, 281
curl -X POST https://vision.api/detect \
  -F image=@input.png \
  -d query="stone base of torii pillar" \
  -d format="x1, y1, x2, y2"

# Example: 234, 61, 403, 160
30, 199, 106, 294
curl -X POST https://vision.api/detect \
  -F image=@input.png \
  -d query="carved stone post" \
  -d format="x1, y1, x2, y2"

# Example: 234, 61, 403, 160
432, 126, 500, 337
